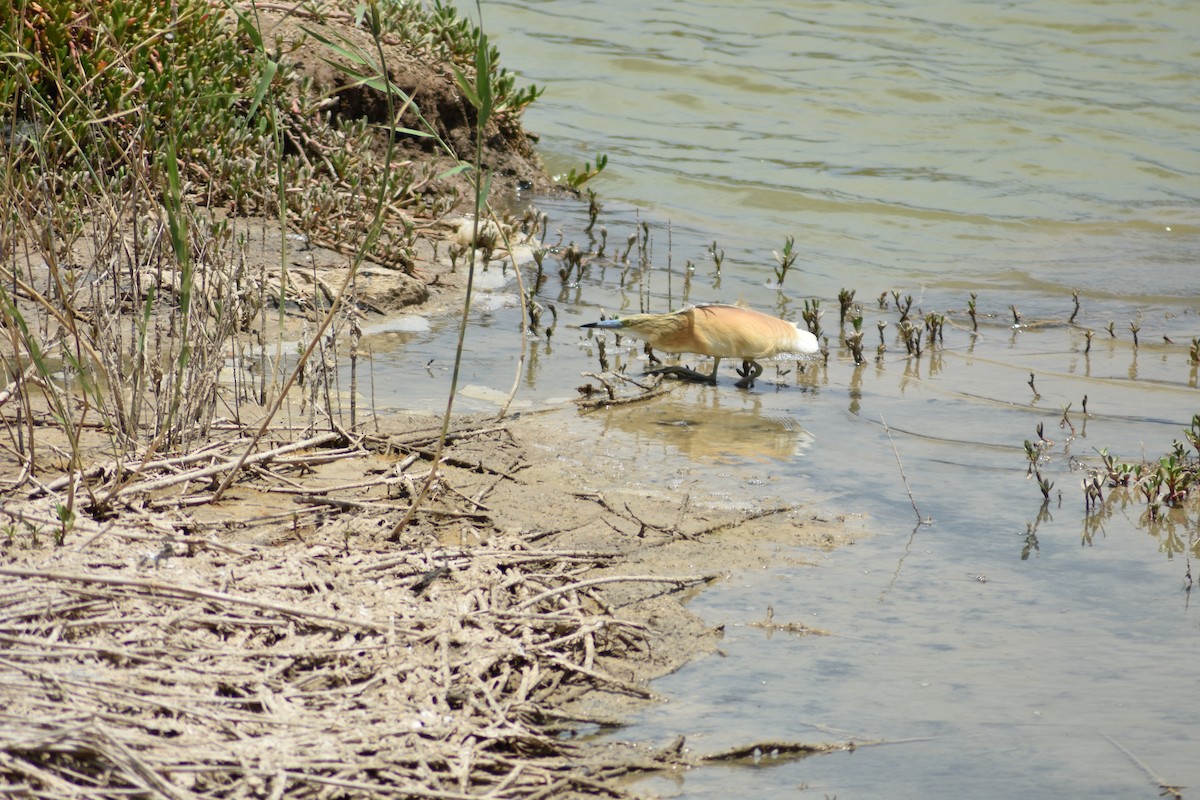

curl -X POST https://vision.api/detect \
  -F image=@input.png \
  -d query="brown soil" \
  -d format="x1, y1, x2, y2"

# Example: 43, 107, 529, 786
257, 5, 559, 205
0, 9, 859, 799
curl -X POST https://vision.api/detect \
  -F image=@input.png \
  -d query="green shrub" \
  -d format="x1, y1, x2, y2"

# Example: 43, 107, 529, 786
2, 0, 257, 184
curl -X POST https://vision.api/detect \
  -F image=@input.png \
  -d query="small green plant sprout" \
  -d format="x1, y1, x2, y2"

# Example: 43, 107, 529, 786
1036, 421, 1052, 447
896, 294, 914, 323
923, 312, 946, 346
1156, 452, 1194, 506
1137, 470, 1164, 521
1184, 415, 1200, 458
519, 206, 540, 238
54, 503, 75, 546
1010, 304, 1022, 326
898, 320, 922, 357
968, 292, 978, 332
772, 235, 798, 285
1036, 472, 1055, 501
530, 248, 548, 290
1093, 447, 1129, 487
838, 288, 856, 326
559, 154, 608, 189
1023, 441, 1040, 476
1084, 329, 1094, 355
1129, 321, 1140, 349
559, 242, 584, 282
621, 232, 638, 263
448, 242, 467, 272
802, 298, 822, 340
20, 518, 42, 550
876, 320, 888, 360
1084, 415, 1200, 531
1024, 424, 1056, 500
1106, 321, 1116, 337
585, 188, 601, 234
1189, 338, 1200, 365
878, 291, 890, 310
1028, 372, 1040, 400
1084, 472, 1104, 511
846, 315, 866, 365
1059, 403, 1075, 436
709, 240, 725, 275
595, 226, 608, 258
526, 295, 544, 335
1069, 290, 1081, 324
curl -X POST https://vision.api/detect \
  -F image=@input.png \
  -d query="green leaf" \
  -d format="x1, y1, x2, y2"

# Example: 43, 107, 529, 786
451, 63, 481, 110
474, 32, 493, 120
301, 25, 373, 69
438, 162, 473, 179
245, 59, 278, 120
478, 171, 493, 204
229, 4, 265, 51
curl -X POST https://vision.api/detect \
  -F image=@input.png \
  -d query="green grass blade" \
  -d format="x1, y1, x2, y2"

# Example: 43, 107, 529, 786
474, 32, 493, 120
451, 63, 481, 110
438, 162, 473, 179
245, 59, 278, 120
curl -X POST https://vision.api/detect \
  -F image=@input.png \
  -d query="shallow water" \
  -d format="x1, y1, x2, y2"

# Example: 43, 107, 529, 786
362, 1, 1200, 796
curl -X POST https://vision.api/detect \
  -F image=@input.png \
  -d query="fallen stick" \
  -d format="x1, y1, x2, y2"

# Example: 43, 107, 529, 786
509, 573, 718, 612
30, 439, 249, 499
700, 740, 849, 763
575, 373, 671, 411
112, 431, 342, 500
0, 566, 375, 630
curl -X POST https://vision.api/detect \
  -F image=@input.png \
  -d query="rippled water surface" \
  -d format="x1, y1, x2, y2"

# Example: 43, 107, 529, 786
366, 1, 1199, 796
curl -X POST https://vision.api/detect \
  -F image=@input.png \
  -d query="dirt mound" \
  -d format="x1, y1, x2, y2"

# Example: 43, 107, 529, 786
257, 6, 558, 203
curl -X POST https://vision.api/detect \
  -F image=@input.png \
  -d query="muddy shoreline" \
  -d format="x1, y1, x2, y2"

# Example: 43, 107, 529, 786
0, 398, 858, 797
0, 5, 860, 795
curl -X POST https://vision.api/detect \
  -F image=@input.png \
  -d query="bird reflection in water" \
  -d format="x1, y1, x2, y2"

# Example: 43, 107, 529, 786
598, 396, 812, 463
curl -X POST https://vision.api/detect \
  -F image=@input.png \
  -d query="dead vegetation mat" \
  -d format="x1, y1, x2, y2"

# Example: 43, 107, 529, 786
0, 408, 841, 798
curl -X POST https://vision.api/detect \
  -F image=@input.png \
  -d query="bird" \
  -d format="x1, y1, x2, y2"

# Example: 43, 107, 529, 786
581, 303, 820, 388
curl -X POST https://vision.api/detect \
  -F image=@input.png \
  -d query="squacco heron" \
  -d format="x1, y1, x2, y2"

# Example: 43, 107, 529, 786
582, 303, 820, 388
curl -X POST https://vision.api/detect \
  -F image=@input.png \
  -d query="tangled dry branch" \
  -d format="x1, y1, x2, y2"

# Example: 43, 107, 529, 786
0, 417, 722, 798
0, 541, 708, 798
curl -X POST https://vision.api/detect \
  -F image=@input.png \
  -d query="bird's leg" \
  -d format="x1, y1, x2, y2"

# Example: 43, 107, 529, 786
734, 359, 763, 389
709, 356, 722, 382
647, 356, 720, 384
